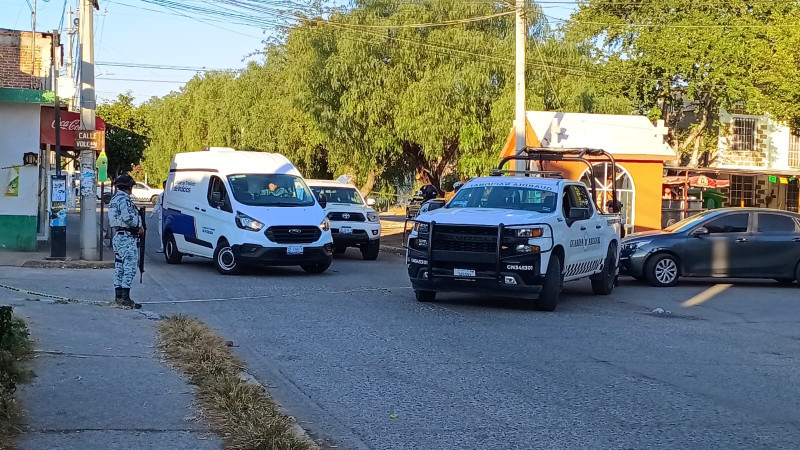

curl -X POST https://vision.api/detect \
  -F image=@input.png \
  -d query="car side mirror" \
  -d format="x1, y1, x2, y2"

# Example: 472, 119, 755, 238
366, 198, 376, 206
211, 191, 224, 208
318, 193, 327, 209
691, 227, 709, 237
568, 207, 590, 220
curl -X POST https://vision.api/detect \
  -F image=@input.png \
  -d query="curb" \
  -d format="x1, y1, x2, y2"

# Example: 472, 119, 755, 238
21, 260, 114, 269
380, 245, 404, 255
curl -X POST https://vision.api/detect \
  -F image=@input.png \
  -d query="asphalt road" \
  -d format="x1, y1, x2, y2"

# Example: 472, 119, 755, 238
2, 215, 800, 449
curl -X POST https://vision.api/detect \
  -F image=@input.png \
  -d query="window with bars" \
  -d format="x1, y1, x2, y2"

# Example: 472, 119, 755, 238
731, 118, 756, 152
729, 175, 755, 207
788, 180, 799, 213
790, 130, 800, 168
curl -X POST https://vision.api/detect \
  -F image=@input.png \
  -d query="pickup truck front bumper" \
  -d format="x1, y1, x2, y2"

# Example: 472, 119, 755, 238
407, 248, 544, 299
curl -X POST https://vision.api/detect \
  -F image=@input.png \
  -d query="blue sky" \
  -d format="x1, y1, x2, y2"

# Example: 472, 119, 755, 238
1, 0, 577, 105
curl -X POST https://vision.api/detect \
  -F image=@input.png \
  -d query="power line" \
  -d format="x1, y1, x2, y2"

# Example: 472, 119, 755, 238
97, 61, 236, 71
97, 77, 194, 83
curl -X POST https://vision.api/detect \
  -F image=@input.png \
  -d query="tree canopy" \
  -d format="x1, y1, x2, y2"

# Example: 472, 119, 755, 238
96, 93, 149, 179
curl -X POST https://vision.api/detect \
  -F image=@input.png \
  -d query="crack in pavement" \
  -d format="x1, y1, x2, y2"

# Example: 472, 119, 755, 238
33, 350, 150, 359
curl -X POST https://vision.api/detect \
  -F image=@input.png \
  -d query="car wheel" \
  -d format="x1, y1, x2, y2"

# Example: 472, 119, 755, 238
333, 245, 347, 255
164, 233, 183, 264
213, 240, 242, 275
536, 254, 563, 312
301, 258, 332, 274
645, 253, 680, 287
150, 195, 159, 205
795, 261, 800, 285
415, 290, 436, 302
591, 244, 617, 295
361, 239, 380, 261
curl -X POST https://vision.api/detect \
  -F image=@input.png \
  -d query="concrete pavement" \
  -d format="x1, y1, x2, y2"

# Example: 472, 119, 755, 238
1, 212, 800, 449
2, 294, 220, 450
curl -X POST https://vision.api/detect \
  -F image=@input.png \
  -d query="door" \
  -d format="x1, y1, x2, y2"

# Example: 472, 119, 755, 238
198, 176, 233, 256
748, 213, 800, 278
683, 212, 752, 277
562, 184, 605, 279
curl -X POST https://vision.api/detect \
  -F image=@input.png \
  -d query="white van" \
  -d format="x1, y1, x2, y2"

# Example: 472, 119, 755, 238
161, 147, 333, 274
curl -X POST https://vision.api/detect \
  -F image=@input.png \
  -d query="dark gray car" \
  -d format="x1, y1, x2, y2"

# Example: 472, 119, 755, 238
620, 208, 800, 286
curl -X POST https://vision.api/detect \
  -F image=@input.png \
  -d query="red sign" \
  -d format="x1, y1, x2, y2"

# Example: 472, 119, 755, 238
40, 107, 106, 148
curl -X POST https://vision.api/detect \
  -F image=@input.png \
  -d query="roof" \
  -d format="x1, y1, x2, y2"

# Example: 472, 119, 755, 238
170, 148, 301, 177
305, 179, 358, 188
526, 111, 676, 160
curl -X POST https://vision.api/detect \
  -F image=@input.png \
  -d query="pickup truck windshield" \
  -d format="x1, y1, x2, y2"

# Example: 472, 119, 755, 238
447, 185, 558, 213
227, 174, 315, 207
310, 187, 362, 205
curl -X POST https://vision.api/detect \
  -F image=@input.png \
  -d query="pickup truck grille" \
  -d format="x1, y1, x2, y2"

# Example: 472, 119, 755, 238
327, 212, 366, 222
265, 226, 322, 244
432, 225, 498, 253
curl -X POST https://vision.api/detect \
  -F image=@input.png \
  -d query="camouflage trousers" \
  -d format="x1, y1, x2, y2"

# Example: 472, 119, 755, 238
113, 233, 139, 288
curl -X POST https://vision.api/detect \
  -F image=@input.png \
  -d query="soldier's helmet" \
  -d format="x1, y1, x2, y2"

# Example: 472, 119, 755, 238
114, 174, 135, 189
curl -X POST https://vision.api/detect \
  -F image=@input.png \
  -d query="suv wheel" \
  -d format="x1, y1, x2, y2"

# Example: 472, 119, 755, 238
213, 240, 242, 275
164, 233, 183, 264
301, 258, 332, 274
415, 290, 436, 302
645, 253, 679, 287
591, 244, 617, 295
362, 239, 380, 260
536, 254, 563, 312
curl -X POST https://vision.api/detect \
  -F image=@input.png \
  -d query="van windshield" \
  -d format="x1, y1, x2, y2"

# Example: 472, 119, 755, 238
227, 174, 315, 207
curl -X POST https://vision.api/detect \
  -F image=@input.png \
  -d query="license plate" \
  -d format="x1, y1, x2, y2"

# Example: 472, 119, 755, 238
287, 246, 304, 255
340, 227, 352, 234
454, 268, 476, 277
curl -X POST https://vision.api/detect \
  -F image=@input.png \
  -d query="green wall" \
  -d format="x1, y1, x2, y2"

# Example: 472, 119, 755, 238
0, 215, 37, 251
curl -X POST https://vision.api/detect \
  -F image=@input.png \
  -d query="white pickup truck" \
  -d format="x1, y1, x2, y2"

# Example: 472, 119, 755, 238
406, 151, 623, 311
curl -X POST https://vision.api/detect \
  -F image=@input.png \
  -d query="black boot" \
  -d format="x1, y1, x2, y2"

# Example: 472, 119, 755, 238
114, 287, 124, 304
120, 288, 142, 309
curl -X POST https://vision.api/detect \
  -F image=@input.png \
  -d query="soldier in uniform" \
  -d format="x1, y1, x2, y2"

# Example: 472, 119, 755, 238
108, 174, 143, 309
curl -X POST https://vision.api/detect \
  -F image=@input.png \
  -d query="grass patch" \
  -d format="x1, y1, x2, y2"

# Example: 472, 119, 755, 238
0, 306, 34, 449
157, 316, 318, 450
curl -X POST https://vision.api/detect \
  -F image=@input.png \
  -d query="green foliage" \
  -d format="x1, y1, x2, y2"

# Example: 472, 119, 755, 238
0, 306, 33, 447
97, 93, 150, 178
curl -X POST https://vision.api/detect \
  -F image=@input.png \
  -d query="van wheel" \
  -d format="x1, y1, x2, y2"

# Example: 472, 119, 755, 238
361, 240, 380, 261
213, 240, 242, 275
591, 244, 617, 295
415, 290, 436, 302
164, 233, 182, 264
301, 258, 332, 274
536, 254, 563, 312
645, 253, 680, 287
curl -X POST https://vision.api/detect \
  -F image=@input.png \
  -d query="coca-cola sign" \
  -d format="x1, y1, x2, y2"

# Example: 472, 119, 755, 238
40, 107, 106, 148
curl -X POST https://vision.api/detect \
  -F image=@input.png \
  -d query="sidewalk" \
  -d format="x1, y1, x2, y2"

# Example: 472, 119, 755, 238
0, 212, 113, 268
4, 295, 220, 450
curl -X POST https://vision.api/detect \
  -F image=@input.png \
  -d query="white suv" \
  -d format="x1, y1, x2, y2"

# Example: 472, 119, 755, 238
307, 179, 382, 260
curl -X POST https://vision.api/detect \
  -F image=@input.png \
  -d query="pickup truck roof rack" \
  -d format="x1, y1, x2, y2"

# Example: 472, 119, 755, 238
495, 147, 620, 213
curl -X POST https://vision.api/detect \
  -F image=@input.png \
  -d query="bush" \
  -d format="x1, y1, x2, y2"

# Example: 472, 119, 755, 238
0, 306, 33, 447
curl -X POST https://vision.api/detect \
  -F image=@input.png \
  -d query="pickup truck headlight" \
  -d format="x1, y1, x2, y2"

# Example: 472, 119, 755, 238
235, 211, 264, 232
367, 212, 379, 222
413, 222, 429, 233
319, 218, 330, 231
514, 228, 544, 238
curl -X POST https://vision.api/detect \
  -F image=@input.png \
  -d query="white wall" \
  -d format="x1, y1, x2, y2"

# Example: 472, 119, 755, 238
718, 108, 795, 171
0, 165, 38, 215
0, 103, 40, 168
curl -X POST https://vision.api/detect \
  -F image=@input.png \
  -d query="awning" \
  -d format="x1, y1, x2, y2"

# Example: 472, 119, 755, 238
40, 106, 106, 147
663, 175, 730, 188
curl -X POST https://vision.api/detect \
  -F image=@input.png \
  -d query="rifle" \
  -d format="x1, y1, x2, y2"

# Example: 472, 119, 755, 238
138, 206, 146, 283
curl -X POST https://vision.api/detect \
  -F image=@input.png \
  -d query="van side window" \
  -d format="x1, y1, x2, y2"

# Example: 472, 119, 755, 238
207, 176, 232, 213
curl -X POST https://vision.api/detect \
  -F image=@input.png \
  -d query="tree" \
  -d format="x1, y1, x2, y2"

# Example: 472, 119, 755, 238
565, 0, 800, 166
97, 93, 149, 178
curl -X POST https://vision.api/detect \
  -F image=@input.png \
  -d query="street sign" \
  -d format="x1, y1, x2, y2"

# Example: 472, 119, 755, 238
73, 130, 105, 152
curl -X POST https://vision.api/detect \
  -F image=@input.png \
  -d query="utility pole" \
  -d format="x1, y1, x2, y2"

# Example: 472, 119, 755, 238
514, 0, 527, 172
31, 0, 36, 89
78, 0, 98, 260
50, 30, 66, 258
